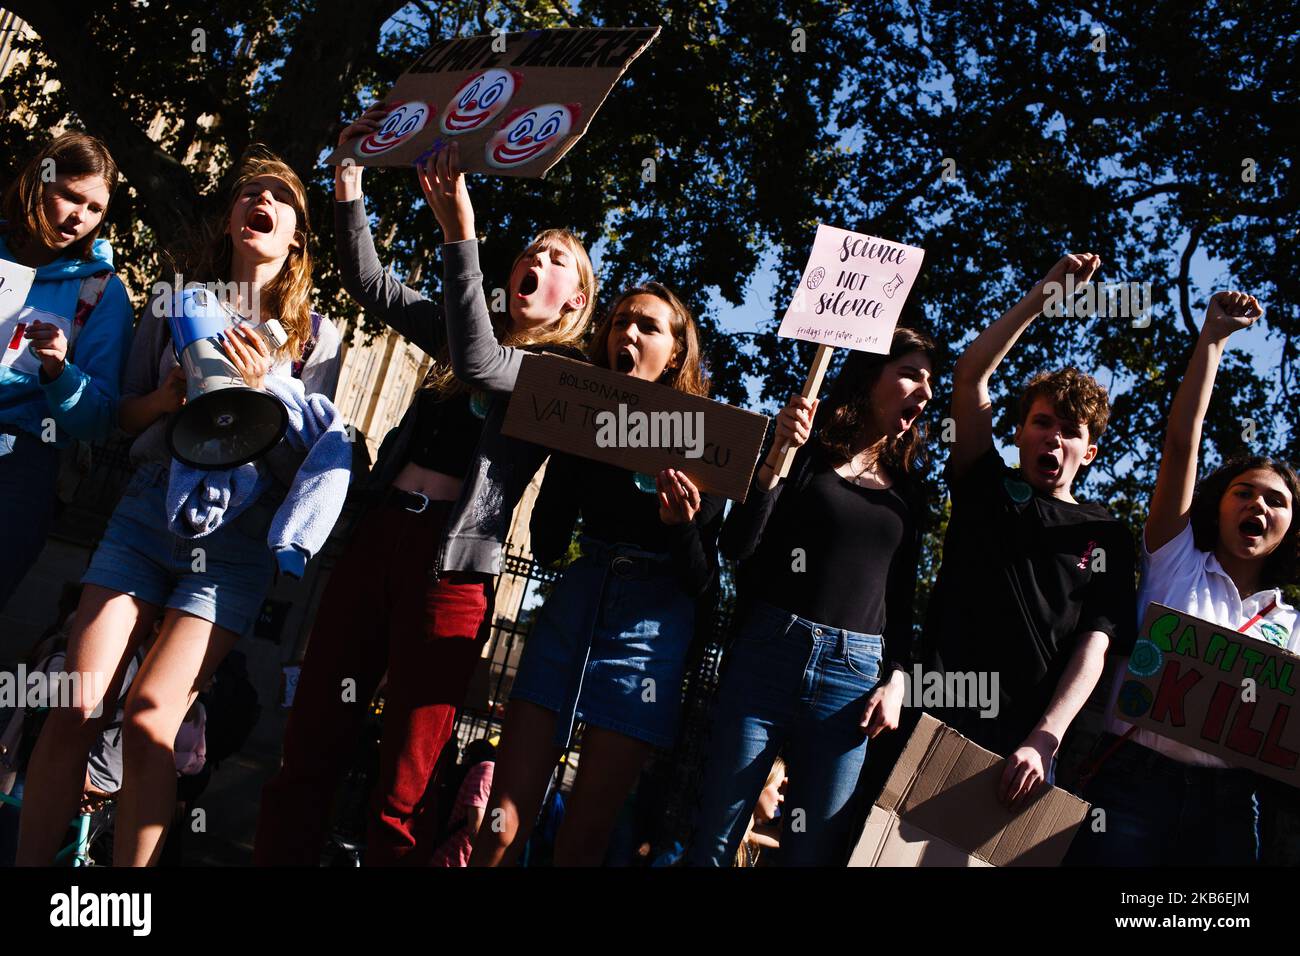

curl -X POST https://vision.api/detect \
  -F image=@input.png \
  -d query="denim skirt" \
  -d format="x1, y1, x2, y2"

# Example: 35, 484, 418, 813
510, 538, 697, 749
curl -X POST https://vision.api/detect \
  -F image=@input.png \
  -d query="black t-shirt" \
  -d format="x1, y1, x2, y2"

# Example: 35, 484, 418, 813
720, 444, 920, 673
529, 452, 725, 597
923, 446, 1138, 753
404, 388, 485, 479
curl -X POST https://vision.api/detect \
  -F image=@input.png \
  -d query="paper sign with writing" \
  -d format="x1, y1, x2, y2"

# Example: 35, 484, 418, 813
1115, 602, 1300, 786
501, 354, 769, 502
777, 224, 925, 354
0, 258, 37, 367
324, 27, 660, 177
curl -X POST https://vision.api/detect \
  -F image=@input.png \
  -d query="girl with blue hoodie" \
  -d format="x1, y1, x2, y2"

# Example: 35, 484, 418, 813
0, 133, 134, 611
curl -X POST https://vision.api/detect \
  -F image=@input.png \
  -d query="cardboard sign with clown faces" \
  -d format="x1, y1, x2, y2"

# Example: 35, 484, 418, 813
324, 27, 660, 178
356, 101, 433, 156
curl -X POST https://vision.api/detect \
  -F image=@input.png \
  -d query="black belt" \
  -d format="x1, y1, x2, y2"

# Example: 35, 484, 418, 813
384, 487, 440, 513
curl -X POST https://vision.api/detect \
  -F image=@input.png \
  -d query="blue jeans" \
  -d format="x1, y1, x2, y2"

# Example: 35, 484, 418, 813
1065, 736, 1259, 866
0, 427, 60, 613
688, 601, 883, 866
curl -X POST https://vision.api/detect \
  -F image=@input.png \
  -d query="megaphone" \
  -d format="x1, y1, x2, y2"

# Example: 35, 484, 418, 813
165, 286, 289, 470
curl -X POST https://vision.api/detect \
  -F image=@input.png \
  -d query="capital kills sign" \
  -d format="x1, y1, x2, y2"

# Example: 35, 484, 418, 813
1116, 603, 1300, 786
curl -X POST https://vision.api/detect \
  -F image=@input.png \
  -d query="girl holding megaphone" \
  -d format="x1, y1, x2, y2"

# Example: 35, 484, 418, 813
18, 147, 342, 867
255, 106, 598, 865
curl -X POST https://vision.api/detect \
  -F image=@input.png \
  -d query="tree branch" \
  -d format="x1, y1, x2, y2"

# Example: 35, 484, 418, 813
1177, 222, 1206, 338
251, 0, 406, 177
7, 0, 202, 244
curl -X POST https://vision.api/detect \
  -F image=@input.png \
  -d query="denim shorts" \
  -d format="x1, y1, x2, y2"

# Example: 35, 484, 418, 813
510, 538, 697, 750
81, 463, 277, 636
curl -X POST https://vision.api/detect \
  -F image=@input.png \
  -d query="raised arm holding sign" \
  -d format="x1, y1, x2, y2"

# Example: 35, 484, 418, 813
771, 224, 926, 477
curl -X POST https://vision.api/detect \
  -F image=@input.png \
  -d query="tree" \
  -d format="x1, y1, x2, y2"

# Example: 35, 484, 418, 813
3, 0, 1292, 608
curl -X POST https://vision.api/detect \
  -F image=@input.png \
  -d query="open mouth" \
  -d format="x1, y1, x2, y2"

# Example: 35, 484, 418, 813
615, 348, 635, 373
1037, 453, 1062, 476
58, 224, 80, 239
246, 208, 275, 234
899, 404, 923, 428
517, 270, 539, 297
1240, 516, 1266, 539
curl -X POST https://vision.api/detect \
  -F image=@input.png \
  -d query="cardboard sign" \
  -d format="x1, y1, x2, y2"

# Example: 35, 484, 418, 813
500, 354, 769, 502
324, 27, 660, 177
849, 715, 1089, 867
1115, 603, 1300, 786
777, 224, 925, 354
0, 258, 38, 369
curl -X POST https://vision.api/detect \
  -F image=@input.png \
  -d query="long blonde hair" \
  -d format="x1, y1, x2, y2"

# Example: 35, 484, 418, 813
735, 755, 786, 867
174, 145, 315, 361
428, 227, 596, 396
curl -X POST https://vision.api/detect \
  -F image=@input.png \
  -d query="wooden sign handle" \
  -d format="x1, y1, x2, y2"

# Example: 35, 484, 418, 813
772, 343, 834, 479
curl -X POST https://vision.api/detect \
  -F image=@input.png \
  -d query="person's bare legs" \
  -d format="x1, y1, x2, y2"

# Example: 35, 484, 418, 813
113, 608, 238, 867
468, 700, 564, 867
553, 726, 652, 867
16, 586, 157, 865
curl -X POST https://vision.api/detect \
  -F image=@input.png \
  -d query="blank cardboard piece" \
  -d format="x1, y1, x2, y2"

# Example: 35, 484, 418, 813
1116, 602, 1300, 786
323, 27, 660, 178
849, 714, 1089, 867
500, 354, 769, 503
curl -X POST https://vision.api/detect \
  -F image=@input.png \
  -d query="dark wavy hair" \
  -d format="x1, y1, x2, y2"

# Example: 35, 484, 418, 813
815, 326, 937, 481
1190, 455, 1300, 590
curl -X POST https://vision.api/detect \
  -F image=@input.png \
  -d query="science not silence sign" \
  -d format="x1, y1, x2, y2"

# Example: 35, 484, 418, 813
501, 354, 769, 502
1116, 602, 1300, 786
777, 223, 926, 355
324, 27, 660, 177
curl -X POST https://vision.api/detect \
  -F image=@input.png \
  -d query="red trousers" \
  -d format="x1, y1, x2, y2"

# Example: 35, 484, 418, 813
254, 498, 490, 866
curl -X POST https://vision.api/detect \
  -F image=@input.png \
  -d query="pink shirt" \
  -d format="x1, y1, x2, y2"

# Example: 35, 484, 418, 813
430, 762, 494, 867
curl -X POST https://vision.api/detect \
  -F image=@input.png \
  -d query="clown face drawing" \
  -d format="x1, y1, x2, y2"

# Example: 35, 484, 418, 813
484, 103, 581, 170
439, 69, 521, 135
356, 102, 433, 157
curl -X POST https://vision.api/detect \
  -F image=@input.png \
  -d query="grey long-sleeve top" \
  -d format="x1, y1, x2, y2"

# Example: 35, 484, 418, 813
335, 197, 575, 577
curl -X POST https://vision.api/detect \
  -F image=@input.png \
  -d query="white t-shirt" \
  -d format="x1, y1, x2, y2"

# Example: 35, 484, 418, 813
1104, 520, 1299, 766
